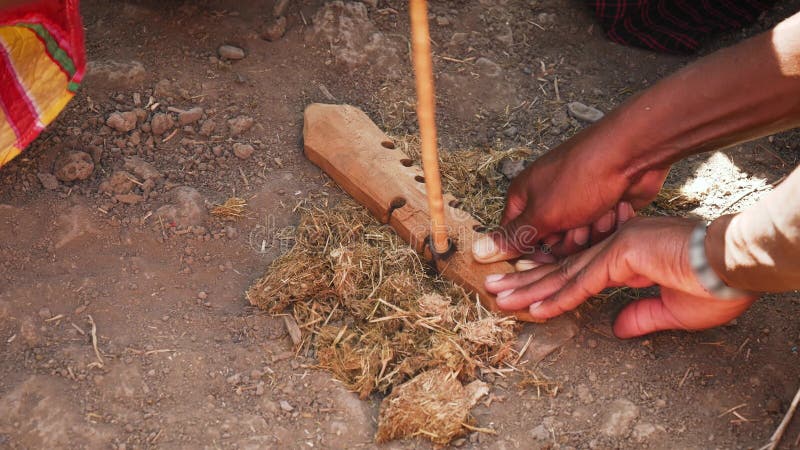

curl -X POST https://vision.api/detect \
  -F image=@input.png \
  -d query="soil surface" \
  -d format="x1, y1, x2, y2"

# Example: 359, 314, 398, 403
2, 0, 800, 449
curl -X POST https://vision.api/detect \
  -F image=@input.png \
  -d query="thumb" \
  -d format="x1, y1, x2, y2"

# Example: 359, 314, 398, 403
473, 209, 542, 263
613, 297, 685, 339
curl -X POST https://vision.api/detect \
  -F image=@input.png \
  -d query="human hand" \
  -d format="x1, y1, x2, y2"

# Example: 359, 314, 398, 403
484, 217, 758, 338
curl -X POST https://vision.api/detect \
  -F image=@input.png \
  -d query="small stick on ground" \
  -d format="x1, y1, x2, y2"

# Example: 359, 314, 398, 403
87, 315, 104, 367
759, 383, 800, 450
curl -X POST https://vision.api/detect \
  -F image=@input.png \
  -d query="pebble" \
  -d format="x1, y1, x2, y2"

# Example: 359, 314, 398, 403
567, 101, 604, 123
54, 151, 94, 182
475, 57, 502, 78
766, 396, 782, 414
155, 186, 208, 227
178, 107, 204, 126
232, 143, 255, 160
600, 398, 639, 437
99, 171, 137, 195
436, 16, 450, 26
228, 116, 255, 136
498, 158, 525, 180
37, 172, 60, 190
199, 120, 216, 137
218, 45, 245, 60
106, 111, 138, 133
150, 113, 174, 136
124, 156, 161, 181
588, 338, 598, 349
198, 291, 208, 300
115, 194, 143, 205
226, 373, 241, 385
279, 400, 294, 412
38, 307, 52, 319
262, 16, 287, 42
530, 424, 549, 441
225, 226, 238, 240
502, 126, 518, 137
273, 0, 290, 17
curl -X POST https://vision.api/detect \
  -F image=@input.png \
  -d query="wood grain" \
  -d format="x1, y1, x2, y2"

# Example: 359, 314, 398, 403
303, 103, 541, 322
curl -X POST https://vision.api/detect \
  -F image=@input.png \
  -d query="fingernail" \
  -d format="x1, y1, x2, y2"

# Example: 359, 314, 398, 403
515, 260, 540, 271
530, 301, 543, 310
473, 236, 497, 259
496, 289, 514, 301
596, 211, 614, 233
617, 202, 632, 223
485, 274, 505, 284
574, 228, 589, 246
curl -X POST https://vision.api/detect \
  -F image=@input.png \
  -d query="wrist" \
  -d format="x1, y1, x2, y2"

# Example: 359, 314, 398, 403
692, 219, 753, 299
705, 214, 748, 291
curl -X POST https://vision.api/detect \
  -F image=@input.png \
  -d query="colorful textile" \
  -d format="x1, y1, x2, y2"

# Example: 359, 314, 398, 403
0, 0, 84, 168
585, 0, 777, 53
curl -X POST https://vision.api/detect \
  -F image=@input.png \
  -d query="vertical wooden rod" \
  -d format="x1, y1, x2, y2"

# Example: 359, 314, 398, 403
409, 0, 449, 254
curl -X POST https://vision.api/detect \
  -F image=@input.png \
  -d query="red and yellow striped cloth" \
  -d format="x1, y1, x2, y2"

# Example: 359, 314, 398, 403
0, 0, 84, 168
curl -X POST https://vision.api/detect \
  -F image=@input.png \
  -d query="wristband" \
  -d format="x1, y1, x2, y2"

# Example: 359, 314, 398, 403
688, 222, 750, 300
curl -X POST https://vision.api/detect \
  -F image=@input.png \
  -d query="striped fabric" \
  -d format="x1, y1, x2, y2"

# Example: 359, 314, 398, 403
585, 0, 777, 53
0, 0, 84, 169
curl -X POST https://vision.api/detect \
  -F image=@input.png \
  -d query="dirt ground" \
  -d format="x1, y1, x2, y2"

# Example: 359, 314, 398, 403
2, 0, 800, 448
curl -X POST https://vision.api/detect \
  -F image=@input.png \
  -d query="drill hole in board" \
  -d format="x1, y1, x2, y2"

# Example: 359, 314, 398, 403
448, 199, 462, 208
400, 158, 414, 167
473, 225, 488, 233
381, 140, 396, 149
390, 198, 407, 209
414, 175, 425, 183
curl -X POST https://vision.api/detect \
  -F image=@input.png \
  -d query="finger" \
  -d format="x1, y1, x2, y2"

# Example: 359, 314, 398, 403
527, 242, 618, 320
473, 210, 541, 263
590, 209, 616, 244
612, 297, 684, 339
616, 202, 635, 227
514, 259, 541, 272
550, 226, 590, 257
485, 264, 559, 294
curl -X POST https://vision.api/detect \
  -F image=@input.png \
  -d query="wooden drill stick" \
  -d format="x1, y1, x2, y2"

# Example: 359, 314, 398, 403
409, 0, 449, 254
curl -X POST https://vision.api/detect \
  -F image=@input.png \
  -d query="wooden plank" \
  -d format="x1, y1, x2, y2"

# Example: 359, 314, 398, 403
303, 103, 540, 322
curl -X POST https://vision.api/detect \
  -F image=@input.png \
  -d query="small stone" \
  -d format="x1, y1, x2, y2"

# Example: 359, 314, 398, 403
106, 111, 138, 133
38, 307, 52, 319
449, 32, 468, 47
498, 159, 525, 180
567, 101, 604, 123
279, 400, 294, 412
218, 45, 245, 60
577, 384, 594, 404
531, 424, 549, 441
198, 291, 208, 300
766, 396, 782, 414
150, 113, 174, 136
155, 186, 208, 227
199, 120, 216, 137
124, 156, 161, 181
228, 116, 254, 136
54, 151, 94, 182
588, 339, 598, 349
600, 399, 640, 437
226, 373, 241, 385
502, 126, 518, 137
475, 57, 502, 78
632, 423, 662, 442
115, 194, 143, 205
37, 173, 60, 190
85, 60, 146, 88
436, 16, 450, 26
99, 171, 137, 195
178, 107, 204, 126
255, 383, 265, 396
232, 143, 255, 160
225, 226, 238, 240
262, 16, 287, 42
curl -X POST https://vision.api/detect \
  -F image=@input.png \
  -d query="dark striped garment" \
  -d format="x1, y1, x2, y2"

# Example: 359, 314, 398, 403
586, 0, 778, 53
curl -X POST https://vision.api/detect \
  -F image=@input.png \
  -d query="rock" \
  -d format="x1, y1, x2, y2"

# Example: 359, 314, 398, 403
766, 396, 782, 414
227, 116, 254, 136
37, 173, 60, 190
197, 291, 208, 300
262, 16, 287, 41
436, 16, 451, 26
232, 143, 255, 160
178, 107, 204, 126
54, 151, 94, 182
279, 400, 294, 412
155, 186, 208, 227
153, 79, 190, 100
124, 157, 161, 181
502, 126, 518, 137
85, 60, 146, 88
218, 45, 245, 60
306, 1, 403, 78
38, 307, 52, 319
273, 0, 290, 17
106, 111, 138, 133
498, 159, 525, 180
99, 171, 137, 195
226, 373, 241, 385
600, 399, 640, 437
199, 120, 216, 137
448, 32, 468, 47
537, 12, 556, 26
530, 424, 549, 441
475, 57, 502, 78
150, 113, 174, 136
632, 423, 663, 442
225, 226, 238, 240
115, 194, 143, 205
496, 23, 513, 47
577, 384, 594, 404
567, 101, 604, 123
516, 315, 578, 364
